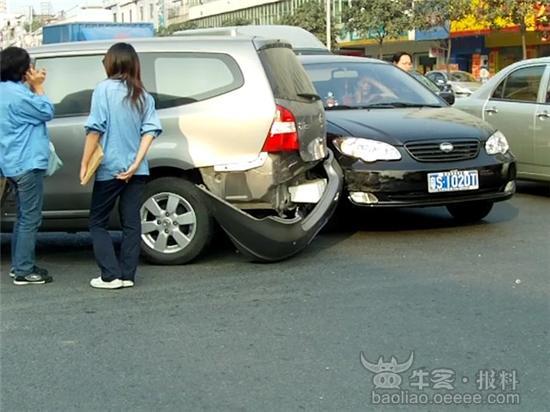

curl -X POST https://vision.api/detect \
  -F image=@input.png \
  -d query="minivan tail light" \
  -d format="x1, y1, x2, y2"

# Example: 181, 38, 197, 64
262, 105, 299, 152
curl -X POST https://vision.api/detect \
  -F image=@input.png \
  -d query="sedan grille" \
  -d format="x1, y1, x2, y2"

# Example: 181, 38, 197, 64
405, 140, 480, 162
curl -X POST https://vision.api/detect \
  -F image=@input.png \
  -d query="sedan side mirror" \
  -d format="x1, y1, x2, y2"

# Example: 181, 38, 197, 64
439, 91, 455, 105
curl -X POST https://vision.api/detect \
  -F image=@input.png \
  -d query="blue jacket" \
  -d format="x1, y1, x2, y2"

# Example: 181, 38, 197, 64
0, 81, 54, 177
84, 79, 162, 181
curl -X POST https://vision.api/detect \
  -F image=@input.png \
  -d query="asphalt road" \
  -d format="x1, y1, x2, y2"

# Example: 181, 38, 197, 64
1, 182, 549, 411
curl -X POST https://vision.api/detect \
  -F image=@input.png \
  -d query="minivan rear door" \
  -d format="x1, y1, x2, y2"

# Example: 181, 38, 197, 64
257, 44, 327, 162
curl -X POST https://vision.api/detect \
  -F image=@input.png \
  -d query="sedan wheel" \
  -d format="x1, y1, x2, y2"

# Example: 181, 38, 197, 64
140, 177, 213, 264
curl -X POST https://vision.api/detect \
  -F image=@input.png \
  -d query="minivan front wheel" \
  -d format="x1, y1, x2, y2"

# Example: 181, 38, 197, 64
446, 201, 494, 223
140, 177, 213, 264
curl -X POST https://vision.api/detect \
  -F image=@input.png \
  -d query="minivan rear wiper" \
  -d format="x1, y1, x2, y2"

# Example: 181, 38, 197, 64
363, 102, 443, 108
324, 105, 355, 110
297, 92, 322, 102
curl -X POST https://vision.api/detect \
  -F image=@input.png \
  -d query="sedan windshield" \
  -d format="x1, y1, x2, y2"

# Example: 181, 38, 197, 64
303, 61, 443, 109
409, 71, 441, 94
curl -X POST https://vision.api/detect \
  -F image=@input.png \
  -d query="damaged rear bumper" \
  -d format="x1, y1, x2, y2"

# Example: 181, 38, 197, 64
197, 151, 343, 262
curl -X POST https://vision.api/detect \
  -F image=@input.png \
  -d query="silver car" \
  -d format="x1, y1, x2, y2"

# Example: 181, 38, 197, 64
454, 57, 550, 182
1, 36, 343, 264
426, 70, 482, 97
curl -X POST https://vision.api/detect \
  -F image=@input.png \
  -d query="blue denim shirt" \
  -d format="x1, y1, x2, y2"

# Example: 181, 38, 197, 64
0, 81, 54, 177
84, 79, 162, 181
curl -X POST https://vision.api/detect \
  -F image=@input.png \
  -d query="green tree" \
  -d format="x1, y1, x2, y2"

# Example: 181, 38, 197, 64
477, 0, 540, 59
24, 19, 44, 33
221, 17, 253, 26
156, 21, 198, 36
412, 0, 472, 66
342, 0, 414, 59
278, 0, 338, 49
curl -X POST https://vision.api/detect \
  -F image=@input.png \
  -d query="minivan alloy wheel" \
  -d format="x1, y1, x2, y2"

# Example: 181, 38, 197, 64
140, 192, 197, 254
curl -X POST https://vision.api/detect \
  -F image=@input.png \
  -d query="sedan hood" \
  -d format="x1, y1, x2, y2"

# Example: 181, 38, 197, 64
451, 81, 482, 92
326, 107, 494, 145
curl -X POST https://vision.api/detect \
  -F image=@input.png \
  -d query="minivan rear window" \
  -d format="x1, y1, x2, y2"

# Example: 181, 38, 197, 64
258, 46, 317, 102
140, 52, 244, 109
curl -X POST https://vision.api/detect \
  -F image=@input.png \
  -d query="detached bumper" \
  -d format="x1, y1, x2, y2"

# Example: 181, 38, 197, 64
197, 151, 343, 262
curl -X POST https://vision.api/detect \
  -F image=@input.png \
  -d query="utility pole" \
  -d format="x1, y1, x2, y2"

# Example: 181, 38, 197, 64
326, 0, 331, 50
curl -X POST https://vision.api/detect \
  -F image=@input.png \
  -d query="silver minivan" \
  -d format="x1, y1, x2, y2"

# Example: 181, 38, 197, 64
1, 36, 343, 264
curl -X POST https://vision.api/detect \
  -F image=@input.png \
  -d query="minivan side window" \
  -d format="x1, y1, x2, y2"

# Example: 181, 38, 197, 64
35, 55, 105, 118
140, 52, 244, 109
491, 65, 545, 103
258, 46, 317, 102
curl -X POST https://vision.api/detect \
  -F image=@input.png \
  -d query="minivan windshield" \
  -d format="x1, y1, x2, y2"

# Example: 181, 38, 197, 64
302, 61, 443, 109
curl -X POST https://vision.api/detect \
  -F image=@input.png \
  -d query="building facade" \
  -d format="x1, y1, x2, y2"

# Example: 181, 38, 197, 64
450, 3, 550, 75
183, 0, 349, 28
59, 4, 113, 23
104, 0, 168, 28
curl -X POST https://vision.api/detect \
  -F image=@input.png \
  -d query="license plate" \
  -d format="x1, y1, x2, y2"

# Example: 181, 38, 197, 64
428, 170, 479, 193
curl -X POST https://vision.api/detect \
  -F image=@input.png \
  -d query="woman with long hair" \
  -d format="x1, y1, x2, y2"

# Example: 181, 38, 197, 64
80, 42, 162, 289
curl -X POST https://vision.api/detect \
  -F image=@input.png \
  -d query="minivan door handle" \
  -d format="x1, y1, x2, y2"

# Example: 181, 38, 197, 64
536, 111, 550, 119
484, 106, 498, 114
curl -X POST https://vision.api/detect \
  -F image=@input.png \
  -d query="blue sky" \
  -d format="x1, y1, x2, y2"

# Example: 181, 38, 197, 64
7, 0, 85, 13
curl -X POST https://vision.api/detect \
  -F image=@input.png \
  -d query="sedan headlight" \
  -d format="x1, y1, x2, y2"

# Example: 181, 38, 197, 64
485, 131, 509, 155
333, 137, 401, 162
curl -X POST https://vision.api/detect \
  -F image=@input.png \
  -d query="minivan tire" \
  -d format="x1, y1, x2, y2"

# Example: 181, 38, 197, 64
139, 177, 213, 264
446, 201, 494, 223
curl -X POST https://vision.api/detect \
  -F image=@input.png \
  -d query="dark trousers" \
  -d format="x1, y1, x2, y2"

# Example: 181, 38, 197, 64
8, 169, 45, 275
89, 176, 146, 282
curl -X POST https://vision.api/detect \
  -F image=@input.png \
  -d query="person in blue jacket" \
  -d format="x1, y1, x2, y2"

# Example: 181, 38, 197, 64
80, 42, 162, 290
0, 47, 54, 285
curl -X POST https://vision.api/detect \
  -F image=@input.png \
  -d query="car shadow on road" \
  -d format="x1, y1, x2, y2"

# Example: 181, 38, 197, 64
322, 200, 519, 234
0, 230, 244, 267
0, 198, 521, 269
516, 180, 550, 197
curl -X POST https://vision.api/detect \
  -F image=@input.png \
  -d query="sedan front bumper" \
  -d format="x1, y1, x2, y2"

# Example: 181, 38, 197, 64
198, 151, 343, 261
340, 152, 516, 208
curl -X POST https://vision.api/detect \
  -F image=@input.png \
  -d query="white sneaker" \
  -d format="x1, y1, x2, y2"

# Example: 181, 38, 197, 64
90, 277, 123, 289
121, 280, 134, 288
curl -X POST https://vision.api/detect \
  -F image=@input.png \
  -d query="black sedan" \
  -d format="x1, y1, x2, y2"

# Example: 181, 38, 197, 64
299, 55, 516, 222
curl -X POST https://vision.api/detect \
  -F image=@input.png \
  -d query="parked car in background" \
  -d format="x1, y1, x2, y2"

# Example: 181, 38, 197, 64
426, 70, 482, 97
0, 36, 343, 264
175, 25, 331, 55
409, 70, 455, 105
299, 55, 516, 222
454, 57, 550, 183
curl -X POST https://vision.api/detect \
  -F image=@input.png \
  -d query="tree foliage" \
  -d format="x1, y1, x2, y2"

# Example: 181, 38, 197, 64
342, 0, 414, 58
157, 21, 198, 36
278, 0, 338, 49
24, 20, 44, 33
412, 0, 472, 64
221, 17, 253, 27
476, 0, 541, 59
